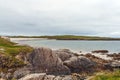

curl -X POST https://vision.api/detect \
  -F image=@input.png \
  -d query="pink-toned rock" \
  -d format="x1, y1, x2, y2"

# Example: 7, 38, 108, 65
28, 47, 71, 75
63, 56, 95, 73
54, 49, 73, 61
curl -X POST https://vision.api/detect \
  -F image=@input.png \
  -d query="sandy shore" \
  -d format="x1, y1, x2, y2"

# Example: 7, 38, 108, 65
10, 38, 47, 41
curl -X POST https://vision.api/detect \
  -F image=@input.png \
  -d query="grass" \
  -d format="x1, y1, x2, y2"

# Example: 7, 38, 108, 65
0, 37, 15, 46
0, 37, 33, 73
90, 70, 120, 80
0, 37, 33, 56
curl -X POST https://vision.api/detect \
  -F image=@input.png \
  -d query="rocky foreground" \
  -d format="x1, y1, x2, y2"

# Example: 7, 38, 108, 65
0, 47, 120, 80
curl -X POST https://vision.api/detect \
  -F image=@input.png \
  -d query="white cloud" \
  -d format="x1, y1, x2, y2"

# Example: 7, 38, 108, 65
0, 0, 120, 37
110, 32, 120, 35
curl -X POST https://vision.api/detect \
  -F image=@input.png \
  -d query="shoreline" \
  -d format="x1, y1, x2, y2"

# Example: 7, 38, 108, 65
10, 37, 120, 41
0, 37, 120, 80
10, 38, 120, 53
9, 35, 120, 41
10, 38, 114, 60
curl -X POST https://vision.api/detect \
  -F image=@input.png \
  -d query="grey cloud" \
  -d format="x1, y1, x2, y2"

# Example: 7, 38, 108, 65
0, 0, 120, 37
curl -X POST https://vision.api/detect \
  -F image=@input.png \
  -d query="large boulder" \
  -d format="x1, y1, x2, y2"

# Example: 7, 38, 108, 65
81, 53, 113, 71
63, 56, 95, 73
27, 47, 71, 75
54, 49, 74, 61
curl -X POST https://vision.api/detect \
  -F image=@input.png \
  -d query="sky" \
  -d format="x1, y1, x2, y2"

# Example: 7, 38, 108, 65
0, 0, 120, 37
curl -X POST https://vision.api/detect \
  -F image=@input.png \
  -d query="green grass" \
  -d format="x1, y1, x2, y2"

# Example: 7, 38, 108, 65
0, 37, 33, 56
0, 37, 15, 47
91, 70, 120, 80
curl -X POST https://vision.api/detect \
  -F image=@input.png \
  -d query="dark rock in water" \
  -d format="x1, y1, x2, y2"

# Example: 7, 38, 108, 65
54, 49, 73, 61
92, 50, 109, 53
27, 47, 71, 75
63, 56, 95, 73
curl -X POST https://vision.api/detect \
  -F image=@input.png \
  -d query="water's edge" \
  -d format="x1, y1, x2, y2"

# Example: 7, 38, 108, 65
10, 38, 120, 53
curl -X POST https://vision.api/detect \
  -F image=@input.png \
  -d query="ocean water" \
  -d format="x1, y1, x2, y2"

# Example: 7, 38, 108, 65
11, 38, 120, 53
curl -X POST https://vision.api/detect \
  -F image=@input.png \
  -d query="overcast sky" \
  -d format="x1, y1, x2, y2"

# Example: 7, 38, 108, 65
0, 0, 120, 37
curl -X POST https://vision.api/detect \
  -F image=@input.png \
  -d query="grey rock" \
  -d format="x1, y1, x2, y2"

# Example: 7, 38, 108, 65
44, 75, 55, 80
54, 76, 63, 80
18, 74, 82, 80
15, 52, 29, 64
5, 73, 12, 80
0, 73, 12, 80
18, 73, 46, 80
27, 47, 71, 75
13, 68, 31, 79
110, 61, 120, 68
54, 49, 73, 61
62, 75, 72, 80
18, 73, 84, 80
63, 56, 95, 73
0, 72, 5, 79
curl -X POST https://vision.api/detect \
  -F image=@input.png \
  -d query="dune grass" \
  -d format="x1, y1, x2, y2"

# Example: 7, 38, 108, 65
0, 37, 33, 56
90, 70, 120, 80
0, 37, 34, 73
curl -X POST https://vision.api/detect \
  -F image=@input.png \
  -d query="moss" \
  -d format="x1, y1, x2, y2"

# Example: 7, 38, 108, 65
0, 55, 25, 73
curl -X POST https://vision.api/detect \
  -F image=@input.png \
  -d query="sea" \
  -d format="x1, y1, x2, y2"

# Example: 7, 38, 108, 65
11, 38, 120, 53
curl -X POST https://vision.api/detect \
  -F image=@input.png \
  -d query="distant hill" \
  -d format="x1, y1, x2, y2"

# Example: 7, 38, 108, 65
9, 35, 120, 40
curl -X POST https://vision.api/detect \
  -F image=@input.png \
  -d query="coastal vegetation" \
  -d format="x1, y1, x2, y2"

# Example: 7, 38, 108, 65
0, 37, 33, 74
10, 35, 120, 40
91, 70, 120, 80
0, 37, 33, 56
